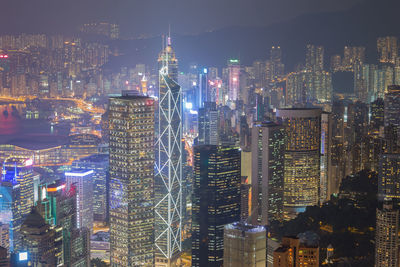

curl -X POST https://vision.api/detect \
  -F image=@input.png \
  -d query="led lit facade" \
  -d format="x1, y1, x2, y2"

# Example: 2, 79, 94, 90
192, 145, 241, 267
72, 154, 109, 222
2, 158, 35, 217
109, 94, 155, 267
0, 180, 21, 252
228, 59, 240, 105
155, 37, 183, 265
276, 108, 321, 219
251, 122, 285, 225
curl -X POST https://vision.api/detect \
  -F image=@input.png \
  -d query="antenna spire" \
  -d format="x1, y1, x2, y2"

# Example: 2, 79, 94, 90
167, 24, 171, 46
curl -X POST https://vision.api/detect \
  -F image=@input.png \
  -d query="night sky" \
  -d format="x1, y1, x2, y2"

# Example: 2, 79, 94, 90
2, 0, 365, 36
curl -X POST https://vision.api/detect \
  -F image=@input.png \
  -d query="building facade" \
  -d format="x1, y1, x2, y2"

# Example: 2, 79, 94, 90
155, 37, 183, 265
192, 146, 241, 267
223, 222, 266, 267
109, 94, 155, 266
251, 122, 285, 225
276, 108, 321, 219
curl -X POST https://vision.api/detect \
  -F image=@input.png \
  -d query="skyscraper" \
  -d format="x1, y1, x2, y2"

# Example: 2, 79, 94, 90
251, 122, 285, 225
378, 154, 400, 201
72, 154, 109, 222
223, 222, 267, 267
306, 44, 324, 72
20, 208, 56, 266
342, 46, 365, 71
228, 59, 240, 105
65, 169, 94, 233
155, 36, 183, 265
320, 112, 332, 202
370, 98, 384, 133
0, 158, 35, 252
377, 36, 398, 64
39, 180, 77, 266
375, 201, 399, 267
109, 93, 155, 266
198, 102, 219, 145
276, 108, 321, 219
384, 85, 400, 131
2, 158, 34, 218
192, 145, 241, 267
0, 180, 21, 252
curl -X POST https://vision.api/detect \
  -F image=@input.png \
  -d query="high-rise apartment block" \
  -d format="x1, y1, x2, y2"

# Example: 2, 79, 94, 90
377, 36, 398, 64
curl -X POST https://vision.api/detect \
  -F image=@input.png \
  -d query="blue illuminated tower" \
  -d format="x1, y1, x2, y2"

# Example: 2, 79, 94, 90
155, 35, 183, 264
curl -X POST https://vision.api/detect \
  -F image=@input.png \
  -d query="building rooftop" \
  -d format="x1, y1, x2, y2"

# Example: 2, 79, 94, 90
22, 208, 47, 228
0, 134, 68, 150
225, 222, 266, 233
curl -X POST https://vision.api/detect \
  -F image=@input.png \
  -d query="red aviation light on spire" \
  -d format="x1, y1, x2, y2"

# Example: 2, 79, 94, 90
146, 99, 154, 106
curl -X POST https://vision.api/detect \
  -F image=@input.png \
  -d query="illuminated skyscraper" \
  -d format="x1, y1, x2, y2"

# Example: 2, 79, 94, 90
377, 36, 398, 64
38, 180, 77, 266
192, 145, 241, 267
251, 122, 285, 225
266, 46, 285, 81
155, 36, 183, 265
20, 208, 56, 266
371, 98, 384, 132
2, 158, 34, 218
228, 59, 240, 105
320, 112, 332, 202
286, 70, 332, 106
378, 154, 400, 201
72, 154, 109, 222
276, 108, 321, 219
306, 45, 324, 72
342, 46, 365, 71
65, 169, 93, 233
384, 85, 400, 131
109, 93, 155, 266
0, 180, 21, 252
198, 102, 219, 145
375, 201, 399, 267
0, 158, 35, 252
223, 222, 266, 267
